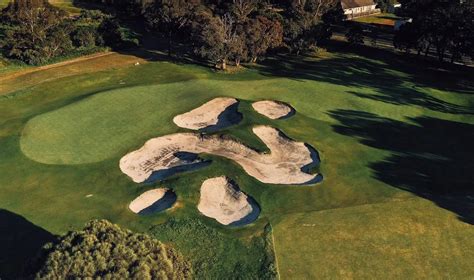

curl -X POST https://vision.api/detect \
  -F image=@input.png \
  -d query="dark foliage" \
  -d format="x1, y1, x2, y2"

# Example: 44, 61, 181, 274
36, 219, 192, 279
346, 25, 364, 45
394, 0, 474, 63
0, 0, 129, 64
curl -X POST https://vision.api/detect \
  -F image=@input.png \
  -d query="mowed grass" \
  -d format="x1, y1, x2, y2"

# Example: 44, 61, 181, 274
273, 198, 474, 279
1, 45, 473, 278
353, 13, 400, 26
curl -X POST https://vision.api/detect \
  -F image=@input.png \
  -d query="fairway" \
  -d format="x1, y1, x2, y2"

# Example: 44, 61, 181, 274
1, 45, 473, 278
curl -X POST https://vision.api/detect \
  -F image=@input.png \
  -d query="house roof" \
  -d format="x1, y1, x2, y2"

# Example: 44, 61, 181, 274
341, 0, 376, 9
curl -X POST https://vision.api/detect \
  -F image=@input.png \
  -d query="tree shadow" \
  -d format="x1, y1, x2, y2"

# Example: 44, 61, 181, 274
254, 41, 474, 115
328, 110, 474, 224
0, 209, 56, 279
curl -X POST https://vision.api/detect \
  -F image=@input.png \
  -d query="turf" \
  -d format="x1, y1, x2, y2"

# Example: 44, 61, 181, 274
273, 198, 474, 279
1, 44, 473, 278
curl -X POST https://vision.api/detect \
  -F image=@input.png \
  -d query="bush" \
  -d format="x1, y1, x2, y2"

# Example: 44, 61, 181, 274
36, 220, 192, 279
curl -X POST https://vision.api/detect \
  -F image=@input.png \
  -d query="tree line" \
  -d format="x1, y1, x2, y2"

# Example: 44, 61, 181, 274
87, 0, 345, 69
394, 0, 474, 63
1, 0, 345, 68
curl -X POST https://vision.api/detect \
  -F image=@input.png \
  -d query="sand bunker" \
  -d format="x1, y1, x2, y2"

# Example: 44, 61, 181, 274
120, 125, 320, 185
173, 97, 242, 132
252, 100, 294, 119
197, 176, 259, 225
129, 188, 176, 215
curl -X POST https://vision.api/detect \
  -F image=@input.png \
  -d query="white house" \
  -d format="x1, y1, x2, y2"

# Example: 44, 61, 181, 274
341, 0, 380, 19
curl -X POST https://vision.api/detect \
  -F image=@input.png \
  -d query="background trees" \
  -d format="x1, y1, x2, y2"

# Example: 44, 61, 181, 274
36, 220, 191, 279
394, 0, 474, 63
144, 0, 201, 57
0, 0, 129, 65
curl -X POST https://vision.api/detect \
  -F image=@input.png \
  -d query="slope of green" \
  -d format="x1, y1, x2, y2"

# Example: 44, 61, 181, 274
0, 46, 473, 278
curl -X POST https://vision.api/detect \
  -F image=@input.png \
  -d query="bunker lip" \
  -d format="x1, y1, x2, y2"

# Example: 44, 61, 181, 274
197, 176, 259, 226
129, 188, 177, 215
252, 100, 295, 120
119, 125, 321, 185
173, 97, 242, 132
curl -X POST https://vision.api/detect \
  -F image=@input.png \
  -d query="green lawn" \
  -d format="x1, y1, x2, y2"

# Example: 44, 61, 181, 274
353, 13, 400, 26
1, 45, 473, 278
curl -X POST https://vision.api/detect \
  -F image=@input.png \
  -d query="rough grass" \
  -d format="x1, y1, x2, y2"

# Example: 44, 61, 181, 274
0, 44, 473, 278
272, 198, 474, 279
150, 218, 278, 279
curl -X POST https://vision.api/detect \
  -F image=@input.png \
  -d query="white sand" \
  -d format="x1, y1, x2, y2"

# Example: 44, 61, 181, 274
173, 97, 240, 131
197, 176, 255, 225
252, 100, 294, 119
129, 188, 168, 214
120, 125, 319, 185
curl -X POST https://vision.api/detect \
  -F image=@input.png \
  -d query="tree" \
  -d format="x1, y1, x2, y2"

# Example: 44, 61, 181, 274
282, 0, 342, 54
36, 220, 191, 279
345, 25, 364, 45
196, 13, 242, 69
1, 0, 71, 64
144, 0, 201, 57
396, 0, 474, 63
98, 17, 124, 47
245, 15, 283, 62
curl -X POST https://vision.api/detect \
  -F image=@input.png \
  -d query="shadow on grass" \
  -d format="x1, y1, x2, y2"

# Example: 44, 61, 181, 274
328, 110, 474, 224
0, 209, 56, 279
254, 41, 474, 115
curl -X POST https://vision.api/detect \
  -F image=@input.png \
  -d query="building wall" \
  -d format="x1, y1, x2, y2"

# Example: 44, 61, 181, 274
344, 5, 380, 19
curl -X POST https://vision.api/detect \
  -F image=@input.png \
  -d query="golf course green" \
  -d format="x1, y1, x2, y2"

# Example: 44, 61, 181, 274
1, 45, 473, 278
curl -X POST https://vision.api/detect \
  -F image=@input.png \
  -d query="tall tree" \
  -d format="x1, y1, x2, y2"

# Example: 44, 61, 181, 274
145, 0, 201, 57
196, 13, 242, 69
282, 0, 341, 54
245, 15, 283, 62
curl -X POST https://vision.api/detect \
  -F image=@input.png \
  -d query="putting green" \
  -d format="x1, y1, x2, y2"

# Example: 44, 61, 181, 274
20, 82, 220, 164
19, 74, 450, 165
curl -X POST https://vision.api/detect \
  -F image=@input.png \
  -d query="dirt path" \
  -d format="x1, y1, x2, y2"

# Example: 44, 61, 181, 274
1, 52, 146, 95
0, 52, 114, 82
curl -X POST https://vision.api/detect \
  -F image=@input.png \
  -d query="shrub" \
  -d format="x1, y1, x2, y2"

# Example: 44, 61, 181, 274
36, 220, 191, 279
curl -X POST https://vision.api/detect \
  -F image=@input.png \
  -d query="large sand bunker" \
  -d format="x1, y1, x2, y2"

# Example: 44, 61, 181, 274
197, 176, 259, 226
129, 188, 176, 215
252, 100, 294, 119
173, 97, 242, 132
120, 125, 320, 185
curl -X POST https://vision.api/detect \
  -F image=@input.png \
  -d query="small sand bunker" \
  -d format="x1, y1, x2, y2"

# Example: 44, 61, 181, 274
120, 125, 320, 185
252, 100, 294, 120
197, 176, 259, 226
129, 188, 176, 215
173, 97, 242, 132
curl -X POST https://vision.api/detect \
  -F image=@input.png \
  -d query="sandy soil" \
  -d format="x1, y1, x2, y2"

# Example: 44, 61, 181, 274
173, 97, 241, 131
197, 176, 258, 225
120, 125, 320, 185
129, 188, 176, 214
252, 100, 294, 119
